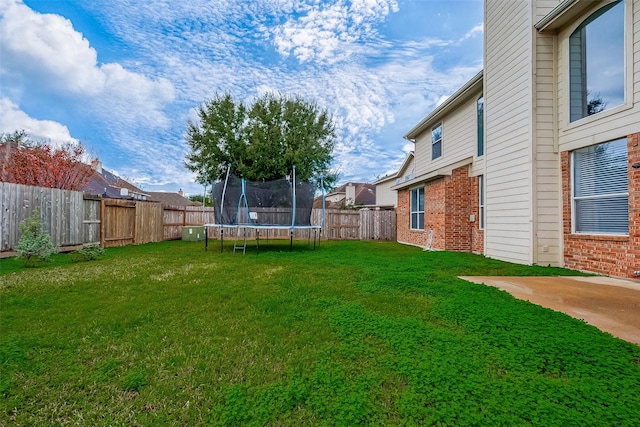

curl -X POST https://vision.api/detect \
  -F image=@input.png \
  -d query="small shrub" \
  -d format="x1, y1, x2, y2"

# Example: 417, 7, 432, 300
15, 209, 58, 267
70, 245, 105, 262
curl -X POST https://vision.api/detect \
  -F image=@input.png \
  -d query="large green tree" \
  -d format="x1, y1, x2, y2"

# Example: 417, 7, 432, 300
185, 92, 336, 185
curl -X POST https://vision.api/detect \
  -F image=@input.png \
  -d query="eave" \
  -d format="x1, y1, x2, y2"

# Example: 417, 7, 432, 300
392, 157, 473, 191
403, 71, 483, 141
536, 0, 606, 33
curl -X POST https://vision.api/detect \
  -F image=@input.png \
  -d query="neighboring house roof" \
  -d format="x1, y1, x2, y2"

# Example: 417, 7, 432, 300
83, 159, 150, 200
148, 191, 201, 207
315, 182, 376, 208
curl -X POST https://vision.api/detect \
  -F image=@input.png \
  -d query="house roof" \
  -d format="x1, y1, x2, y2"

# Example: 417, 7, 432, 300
147, 191, 200, 207
83, 161, 149, 199
392, 157, 473, 191
404, 71, 483, 141
328, 182, 376, 202
535, 0, 595, 32
373, 152, 415, 185
314, 182, 376, 208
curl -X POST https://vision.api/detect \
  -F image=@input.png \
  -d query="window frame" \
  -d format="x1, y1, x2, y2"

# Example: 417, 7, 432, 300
410, 186, 425, 231
477, 96, 484, 157
431, 123, 442, 160
568, 0, 625, 123
478, 175, 485, 230
571, 138, 629, 236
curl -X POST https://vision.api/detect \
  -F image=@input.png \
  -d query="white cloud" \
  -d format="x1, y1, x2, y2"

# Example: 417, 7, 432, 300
0, 98, 80, 148
459, 23, 484, 43
271, 0, 399, 63
0, 0, 483, 189
0, 0, 174, 127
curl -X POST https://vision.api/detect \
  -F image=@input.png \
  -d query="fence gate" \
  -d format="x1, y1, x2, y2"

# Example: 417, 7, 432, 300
101, 199, 136, 248
83, 196, 101, 246
325, 210, 360, 240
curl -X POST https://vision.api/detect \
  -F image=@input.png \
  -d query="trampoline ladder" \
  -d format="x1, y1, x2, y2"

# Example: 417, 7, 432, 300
233, 227, 247, 255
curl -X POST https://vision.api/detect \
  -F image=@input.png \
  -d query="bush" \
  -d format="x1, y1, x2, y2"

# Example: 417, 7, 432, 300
15, 209, 58, 267
70, 245, 105, 262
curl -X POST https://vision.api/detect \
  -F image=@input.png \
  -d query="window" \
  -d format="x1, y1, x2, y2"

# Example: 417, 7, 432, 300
477, 96, 484, 156
569, 0, 624, 122
478, 175, 485, 229
410, 187, 424, 230
572, 138, 628, 234
432, 123, 442, 160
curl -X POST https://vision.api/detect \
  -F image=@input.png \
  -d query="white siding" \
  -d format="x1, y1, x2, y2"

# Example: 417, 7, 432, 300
413, 93, 482, 178
375, 179, 397, 207
556, 0, 640, 152
534, 3, 563, 266
485, 0, 534, 264
402, 155, 416, 181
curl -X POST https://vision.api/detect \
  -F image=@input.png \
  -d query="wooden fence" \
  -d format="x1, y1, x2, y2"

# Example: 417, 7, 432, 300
323, 209, 396, 240
1, 183, 395, 253
163, 205, 215, 240
1, 183, 214, 252
1, 182, 91, 251
213, 209, 396, 241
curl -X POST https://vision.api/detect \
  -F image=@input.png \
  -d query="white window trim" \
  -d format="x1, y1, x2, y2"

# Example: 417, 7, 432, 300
477, 96, 484, 158
562, 0, 631, 130
570, 144, 629, 236
432, 123, 442, 160
410, 186, 424, 231
478, 175, 485, 230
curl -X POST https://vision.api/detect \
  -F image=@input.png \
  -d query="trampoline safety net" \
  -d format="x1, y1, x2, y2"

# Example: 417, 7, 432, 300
212, 174, 317, 227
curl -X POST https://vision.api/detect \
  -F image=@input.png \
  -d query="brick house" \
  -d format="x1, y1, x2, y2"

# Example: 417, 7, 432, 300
396, 72, 485, 253
395, 0, 640, 279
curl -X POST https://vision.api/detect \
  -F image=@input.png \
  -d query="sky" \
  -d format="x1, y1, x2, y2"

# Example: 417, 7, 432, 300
0, 0, 484, 196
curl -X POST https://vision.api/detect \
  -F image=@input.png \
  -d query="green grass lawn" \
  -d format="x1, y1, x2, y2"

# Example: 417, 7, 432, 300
1, 240, 639, 426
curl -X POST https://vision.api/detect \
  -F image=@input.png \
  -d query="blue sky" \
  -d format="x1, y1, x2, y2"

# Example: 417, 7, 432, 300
0, 0, 483, 196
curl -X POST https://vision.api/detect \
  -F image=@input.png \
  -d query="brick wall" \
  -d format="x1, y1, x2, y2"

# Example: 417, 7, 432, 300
445, 167, 471, 251
562, 133, 640, 279
397, 187, 429, 247
397, 165, 484, 253
470, 175, 485, 254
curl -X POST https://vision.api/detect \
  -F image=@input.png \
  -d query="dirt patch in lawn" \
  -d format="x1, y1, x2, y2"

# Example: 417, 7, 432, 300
459, 276, 640, 345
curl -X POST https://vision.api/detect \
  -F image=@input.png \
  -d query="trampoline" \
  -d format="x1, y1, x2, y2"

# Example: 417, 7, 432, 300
204, 166, 325, 253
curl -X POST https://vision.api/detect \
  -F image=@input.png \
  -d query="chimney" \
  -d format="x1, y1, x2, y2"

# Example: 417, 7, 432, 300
178, 189, 184, 197
345, 183, 356, 206
91, 158, 102, 174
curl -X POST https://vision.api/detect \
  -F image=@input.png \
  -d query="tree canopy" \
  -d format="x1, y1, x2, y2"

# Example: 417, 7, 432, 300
184, 93, 336, 186
0, 131, 93, 191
